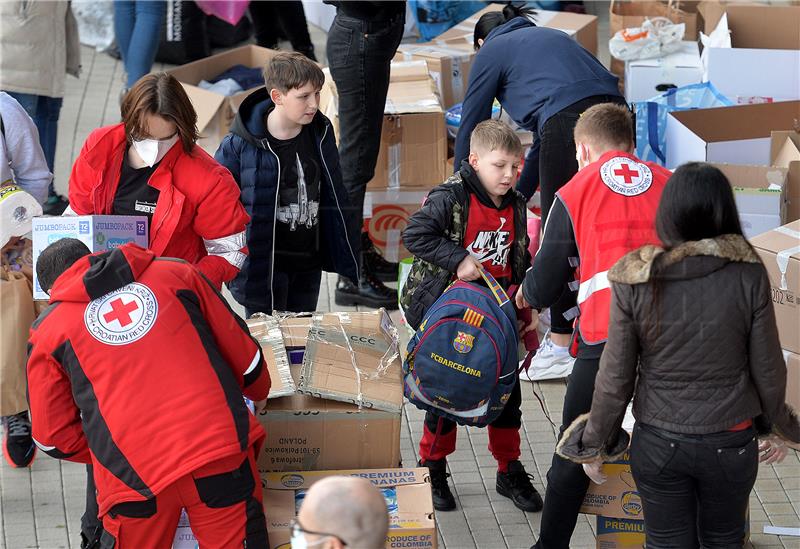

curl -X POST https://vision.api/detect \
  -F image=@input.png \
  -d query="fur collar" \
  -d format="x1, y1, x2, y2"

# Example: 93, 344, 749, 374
609, 234, 760, 285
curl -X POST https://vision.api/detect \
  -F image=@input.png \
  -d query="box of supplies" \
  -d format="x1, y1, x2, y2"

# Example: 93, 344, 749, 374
581, 452, 644, 520
31, 215, 148, 300
711, 164, 789, 239
624, 41, 702, 103
595, 515, 646, 549
263, 468, 437, 549
771, 132, 800, 224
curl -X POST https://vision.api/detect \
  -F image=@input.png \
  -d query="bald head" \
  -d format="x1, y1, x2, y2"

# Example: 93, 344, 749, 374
298, 476, 389, 549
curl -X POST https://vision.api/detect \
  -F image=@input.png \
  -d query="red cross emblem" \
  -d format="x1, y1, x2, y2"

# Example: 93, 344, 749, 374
102, 298, 139, 327
613, 163, 640, 184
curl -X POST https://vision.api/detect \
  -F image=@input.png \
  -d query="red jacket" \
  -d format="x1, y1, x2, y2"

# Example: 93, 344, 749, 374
558, 151, 670, 344
27, 244, 270, 517
68, 124, 249, 288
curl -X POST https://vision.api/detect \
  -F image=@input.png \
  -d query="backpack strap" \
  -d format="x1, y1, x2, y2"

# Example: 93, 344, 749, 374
479, 269, 510, 307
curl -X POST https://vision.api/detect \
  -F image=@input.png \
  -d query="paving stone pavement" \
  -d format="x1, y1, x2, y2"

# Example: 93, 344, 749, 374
2, 7, 800, 549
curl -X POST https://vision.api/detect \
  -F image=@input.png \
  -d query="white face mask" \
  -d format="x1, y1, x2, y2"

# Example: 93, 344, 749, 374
290, 531, 327, 549
132, 134, 179, 168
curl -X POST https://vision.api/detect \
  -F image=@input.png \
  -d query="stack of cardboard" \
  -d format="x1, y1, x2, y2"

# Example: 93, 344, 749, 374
751, 220, 800, 412
394, 44, 474, 109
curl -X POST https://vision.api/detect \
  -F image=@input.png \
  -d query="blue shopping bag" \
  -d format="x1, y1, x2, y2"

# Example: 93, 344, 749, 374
635, 82, 733, 166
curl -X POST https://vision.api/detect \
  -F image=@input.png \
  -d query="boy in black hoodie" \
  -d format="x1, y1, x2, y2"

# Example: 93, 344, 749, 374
400, 120, 541, 513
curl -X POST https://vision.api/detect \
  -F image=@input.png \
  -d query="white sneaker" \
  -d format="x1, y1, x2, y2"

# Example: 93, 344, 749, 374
519, 332, 574, 381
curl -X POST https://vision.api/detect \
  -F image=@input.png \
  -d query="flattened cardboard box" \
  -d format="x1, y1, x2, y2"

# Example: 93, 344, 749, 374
434, 6, 598, 55
256, 394, 400, 473
581, 452, 643, 520
771, 131, 800, 223
263, 468, 437, 549
166, 45, 277, 154
369, 61, 447, 190
751, 220, 800, 354
247, 316, 296, 399
299, 310, 404, 413
395, 43, 474, 109
363, 188, 430, 263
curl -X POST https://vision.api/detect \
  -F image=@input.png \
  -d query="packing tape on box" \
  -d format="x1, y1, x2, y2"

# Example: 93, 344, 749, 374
775, 226, 800, 290
384, 98, 442, 115
388, 142, 402, 189
246, 314, 296, 399
385, 230, 402, 263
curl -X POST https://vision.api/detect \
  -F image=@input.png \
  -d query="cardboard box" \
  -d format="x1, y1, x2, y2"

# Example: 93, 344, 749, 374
711, 164, 789, 239
299, 310, 404, 413
263, 468, 437, 549
364, 187, 430, 263
247, 316, 296, 399
395, 43, 475, 109
581, 451, 644, 520
624, 41, 702, 103
665, 101, 800, 169
771, 131, 800, 223
278, 315, 314, 368
31, 215, 148, 300
751, 221, 800, 354
166, 45, 277, 154
700, 3, 800, 104
256, 394, 401, 473
368, 61, 447, 190
595, 515, 646, 549
434, 6, 598, 56
785, 350, 800, 411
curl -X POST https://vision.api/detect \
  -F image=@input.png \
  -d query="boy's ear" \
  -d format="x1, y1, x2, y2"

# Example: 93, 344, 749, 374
468, 151, 480, 171
269, 88, 283, 105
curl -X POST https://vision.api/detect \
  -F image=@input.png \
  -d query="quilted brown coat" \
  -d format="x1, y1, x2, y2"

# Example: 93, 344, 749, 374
558, 234, 800, 463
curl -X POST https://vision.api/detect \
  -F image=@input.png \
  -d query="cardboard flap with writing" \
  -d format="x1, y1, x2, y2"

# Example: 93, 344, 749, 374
263, 468, 429, 491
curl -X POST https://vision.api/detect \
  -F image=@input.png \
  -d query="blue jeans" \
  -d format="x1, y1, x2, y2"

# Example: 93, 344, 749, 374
114, 1, 166, 88
4, 92, 62, 197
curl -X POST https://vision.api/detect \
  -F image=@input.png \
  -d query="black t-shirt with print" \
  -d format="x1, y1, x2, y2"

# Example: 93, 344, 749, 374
268, 124, 322, 272
112, 149, 161, 224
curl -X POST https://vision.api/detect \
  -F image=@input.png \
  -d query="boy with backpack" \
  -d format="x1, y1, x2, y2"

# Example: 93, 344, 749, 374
215, 52, 360, 317
400, 120, 541, 513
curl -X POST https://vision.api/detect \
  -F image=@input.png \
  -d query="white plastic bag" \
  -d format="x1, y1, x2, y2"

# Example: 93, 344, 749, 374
609, 17, 685, 61
700, 13, 732, 81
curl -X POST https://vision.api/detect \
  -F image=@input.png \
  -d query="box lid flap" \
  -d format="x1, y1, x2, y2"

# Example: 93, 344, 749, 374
180, 84, 227, 133
750, 220, 800, 260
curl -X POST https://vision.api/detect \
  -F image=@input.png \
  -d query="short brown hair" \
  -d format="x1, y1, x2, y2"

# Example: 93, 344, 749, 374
573, 103, 634, 151
264, 52, 324, 94
470, 120, 523, 156
121, 73, 199, 153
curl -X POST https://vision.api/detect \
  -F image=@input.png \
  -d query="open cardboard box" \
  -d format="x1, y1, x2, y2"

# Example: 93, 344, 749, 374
711, 164, 788, 239
750, 220, 800, 355
433, 5, 598, 56
263, 468, 437, 549
665, 101, 800, 169
166, 45, 277, 154
772, 131, 800, 223
700, 2, 800, 104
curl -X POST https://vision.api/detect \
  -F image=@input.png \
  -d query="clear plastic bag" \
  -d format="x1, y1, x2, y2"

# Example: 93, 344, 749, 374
609, 17, 685, 62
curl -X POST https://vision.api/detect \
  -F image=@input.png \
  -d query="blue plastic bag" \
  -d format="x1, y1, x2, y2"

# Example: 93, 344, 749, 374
635, 82, 733, 166
445, 100, 501, 138
410, 1, 487, 42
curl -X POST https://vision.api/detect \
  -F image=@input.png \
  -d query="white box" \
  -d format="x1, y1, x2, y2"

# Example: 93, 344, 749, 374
700, 3, 800, 103
31, 215, 148, 299
625, 42, 703, 103
664, 101, 800, 169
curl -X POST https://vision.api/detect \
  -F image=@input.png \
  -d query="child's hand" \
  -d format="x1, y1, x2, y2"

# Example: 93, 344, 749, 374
456, 255, 482, 281
518, 315, 539, 336
515, 289, 530, 310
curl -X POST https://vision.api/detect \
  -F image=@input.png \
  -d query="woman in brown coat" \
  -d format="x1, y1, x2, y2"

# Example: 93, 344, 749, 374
557, 163, 800, 549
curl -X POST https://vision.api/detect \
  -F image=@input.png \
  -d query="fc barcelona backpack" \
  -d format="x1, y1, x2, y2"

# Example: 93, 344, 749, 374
403, 270, 519, 427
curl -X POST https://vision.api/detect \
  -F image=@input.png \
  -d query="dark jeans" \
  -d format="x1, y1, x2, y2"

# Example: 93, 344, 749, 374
245, 269, 322, 318
538, 94, 627, 335
249, 1, 316, 59
535, 355, 600, 549
5, 92, 62, 197
631, 424, 757, 549
326, 11, 405, 227
114, 0, 167, 87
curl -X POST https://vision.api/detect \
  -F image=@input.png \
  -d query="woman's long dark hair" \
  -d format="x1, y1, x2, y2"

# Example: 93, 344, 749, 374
474, 2, 536, 50
647, 162, 748, 334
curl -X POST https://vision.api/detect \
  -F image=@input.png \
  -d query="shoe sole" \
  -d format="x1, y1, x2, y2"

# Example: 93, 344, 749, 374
496, 483, 543, 513
334, 290, 399, 310
519, 363, 575, 382
3, 438, 36, 469
433, 501, 458, 512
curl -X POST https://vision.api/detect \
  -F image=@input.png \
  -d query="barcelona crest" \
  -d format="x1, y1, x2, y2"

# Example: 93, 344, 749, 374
453, 331, 475, 354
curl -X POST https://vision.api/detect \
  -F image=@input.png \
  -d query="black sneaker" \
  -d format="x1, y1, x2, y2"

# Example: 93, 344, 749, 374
362, 232, 399, 283
42, 194, 69, 216
420, 459, 456, 511
496, 460, 543, 512
2, 411, 36, 468
334, 273, 398, 310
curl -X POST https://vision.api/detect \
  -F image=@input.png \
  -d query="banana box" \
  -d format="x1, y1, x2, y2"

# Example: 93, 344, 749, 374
596, 515, 646, 549
580, 452, 643, 520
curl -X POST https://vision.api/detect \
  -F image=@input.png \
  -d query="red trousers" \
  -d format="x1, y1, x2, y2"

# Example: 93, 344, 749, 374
100, 450, 267, 548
